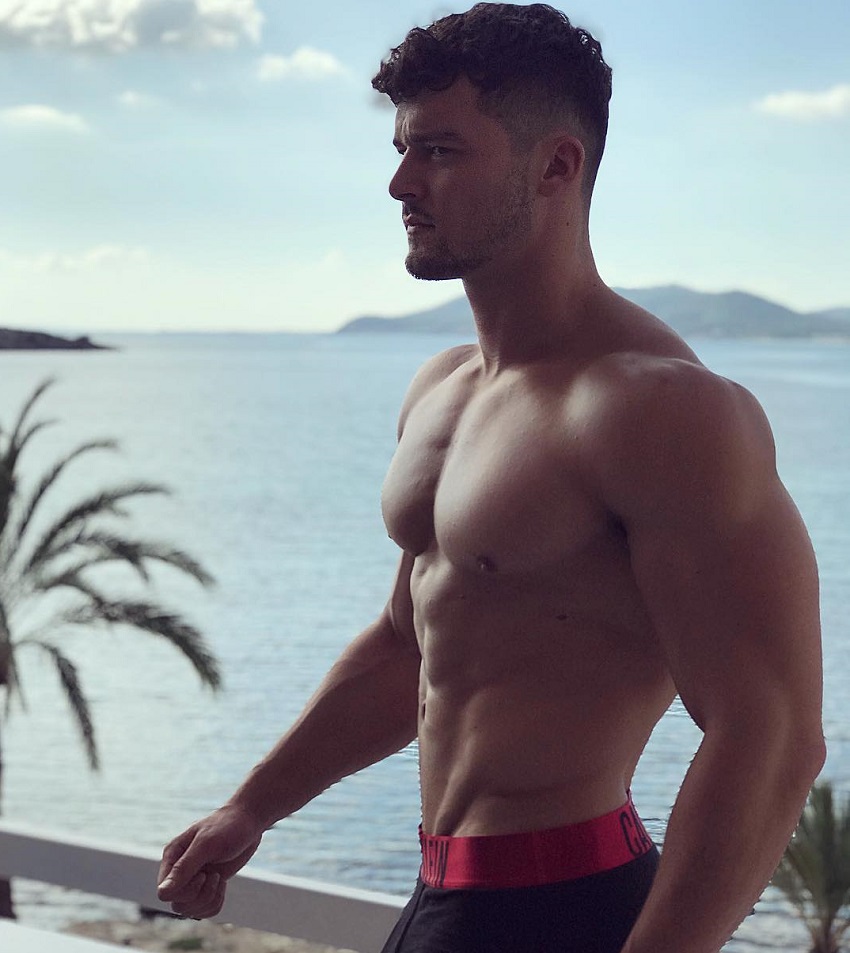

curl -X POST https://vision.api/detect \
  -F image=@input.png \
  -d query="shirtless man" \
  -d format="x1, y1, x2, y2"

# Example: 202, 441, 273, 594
157, 5, 825, 951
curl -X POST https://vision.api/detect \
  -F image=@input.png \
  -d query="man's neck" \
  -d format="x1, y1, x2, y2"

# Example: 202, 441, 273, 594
463, 242, 605, 374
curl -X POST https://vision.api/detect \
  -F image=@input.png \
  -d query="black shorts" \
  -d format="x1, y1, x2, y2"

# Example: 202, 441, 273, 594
380, 847, 659, 953
382, 796, 658, 953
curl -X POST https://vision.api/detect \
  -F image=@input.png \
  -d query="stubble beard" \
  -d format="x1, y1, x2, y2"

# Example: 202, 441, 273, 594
404, 164, 534, 282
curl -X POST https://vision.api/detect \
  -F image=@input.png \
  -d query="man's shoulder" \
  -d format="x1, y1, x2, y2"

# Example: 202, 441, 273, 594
580, 349, 750, 422
417, 343, 480, 383
560, 288, 713, 408
575, 349, 777, 521
396, 343, 479, 434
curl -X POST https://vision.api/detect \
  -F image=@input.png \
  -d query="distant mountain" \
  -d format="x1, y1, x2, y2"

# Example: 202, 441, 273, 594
0, 328, 109, 350
813, 306, 850, 324
338, 285, 850, 340
342, 297, 474, 335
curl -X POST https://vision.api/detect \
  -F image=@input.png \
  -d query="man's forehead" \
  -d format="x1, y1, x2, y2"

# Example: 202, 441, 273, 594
394, 106, 465, 143
392, 80, 494, 142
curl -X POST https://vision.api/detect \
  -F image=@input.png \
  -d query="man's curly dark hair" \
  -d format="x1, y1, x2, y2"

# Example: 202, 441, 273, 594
372, 3, 613, 199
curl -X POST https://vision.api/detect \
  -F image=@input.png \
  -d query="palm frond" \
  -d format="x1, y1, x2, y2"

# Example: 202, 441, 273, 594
10, 419, 57, 461
0, 597, 11, 692
0, 461, 13, 541
772, 781, 850, 951
38, 538, 151, 587
17, 638, 98, 769
0, 378, 57, 539
33, 534, 215, 589
30, 569, 111, 606
8, 439, 119, 552
0, 426, 58, 542
0, 422, 57, 532
22, 482, 170, 576
774, 843, 832, 947
5, 378, 56, 453
63, 600, 222, 691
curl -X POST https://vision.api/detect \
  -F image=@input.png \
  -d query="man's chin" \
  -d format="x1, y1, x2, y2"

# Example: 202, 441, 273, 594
405, 253, 465, 282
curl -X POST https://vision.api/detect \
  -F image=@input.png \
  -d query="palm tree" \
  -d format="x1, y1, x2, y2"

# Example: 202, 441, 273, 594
0, 378, 221, 918
772, 781, 850, 953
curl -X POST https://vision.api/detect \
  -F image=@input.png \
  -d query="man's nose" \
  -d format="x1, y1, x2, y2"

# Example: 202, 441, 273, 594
389, 153, 420, 203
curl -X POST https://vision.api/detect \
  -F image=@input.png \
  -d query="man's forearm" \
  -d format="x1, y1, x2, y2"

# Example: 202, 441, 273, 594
622, 724, 825, 953
228, 618, 420, 829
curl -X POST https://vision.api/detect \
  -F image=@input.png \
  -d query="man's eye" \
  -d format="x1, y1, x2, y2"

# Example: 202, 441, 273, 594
429, 146, 450, 158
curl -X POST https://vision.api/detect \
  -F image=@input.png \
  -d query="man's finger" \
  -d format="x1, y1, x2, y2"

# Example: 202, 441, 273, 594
170, 871, 224, 919
158, 838, 208, 899
160, 869, 209, 908
157, 827, 197, 891
181, 873, 226, 921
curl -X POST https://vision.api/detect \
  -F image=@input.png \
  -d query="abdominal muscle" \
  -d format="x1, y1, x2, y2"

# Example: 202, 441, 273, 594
411, 550, 676, 838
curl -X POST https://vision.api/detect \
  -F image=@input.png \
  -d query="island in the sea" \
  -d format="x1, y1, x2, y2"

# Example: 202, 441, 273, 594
0, 328, 109, 350
338, 285, 850, 340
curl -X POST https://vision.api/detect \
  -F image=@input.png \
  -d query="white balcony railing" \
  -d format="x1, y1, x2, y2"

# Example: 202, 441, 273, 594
0, 819, 406, 952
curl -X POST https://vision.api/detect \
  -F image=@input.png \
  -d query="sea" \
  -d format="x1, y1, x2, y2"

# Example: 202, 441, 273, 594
1, 331, 849, 952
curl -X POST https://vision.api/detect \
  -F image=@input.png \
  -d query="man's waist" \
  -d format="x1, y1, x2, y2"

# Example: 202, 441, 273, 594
418, 792, 655, 890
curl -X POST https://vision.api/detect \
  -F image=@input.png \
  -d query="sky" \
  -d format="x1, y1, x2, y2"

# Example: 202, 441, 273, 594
1, 0, 848, 334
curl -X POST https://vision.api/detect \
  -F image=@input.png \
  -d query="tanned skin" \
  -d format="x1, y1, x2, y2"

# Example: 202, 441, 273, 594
158, 77, 825, 953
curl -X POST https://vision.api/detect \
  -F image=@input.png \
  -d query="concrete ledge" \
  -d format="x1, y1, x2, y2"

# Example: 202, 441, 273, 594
0, 820, 405, 952
0, 919, 131, 952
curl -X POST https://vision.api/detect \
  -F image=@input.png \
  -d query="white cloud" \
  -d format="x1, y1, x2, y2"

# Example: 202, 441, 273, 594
0, 104, 90, 133
0, 0, 264, 53
0, 245, 150, 272
257, 47, 347, 83
117, 89, 158, 108
754, 84, 850, 121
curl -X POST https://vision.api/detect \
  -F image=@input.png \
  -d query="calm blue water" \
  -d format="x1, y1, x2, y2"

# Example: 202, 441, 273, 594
1, 333, 849, 951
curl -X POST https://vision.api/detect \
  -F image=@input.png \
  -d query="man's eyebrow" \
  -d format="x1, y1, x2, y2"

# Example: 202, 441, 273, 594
393, 131, 466, 147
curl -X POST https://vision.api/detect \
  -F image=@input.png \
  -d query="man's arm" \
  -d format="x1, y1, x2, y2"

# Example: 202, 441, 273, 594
157, 344, 474, 919
589, 356, 825, 953
157, 553, 421, 918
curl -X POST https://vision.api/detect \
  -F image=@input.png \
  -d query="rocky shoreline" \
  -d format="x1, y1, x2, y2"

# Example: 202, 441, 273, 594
67, 917, 361, 952
0, 328, 108, 350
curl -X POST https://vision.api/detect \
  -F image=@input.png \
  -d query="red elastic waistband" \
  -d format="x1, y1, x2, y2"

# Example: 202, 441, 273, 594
419, 794, 653, 889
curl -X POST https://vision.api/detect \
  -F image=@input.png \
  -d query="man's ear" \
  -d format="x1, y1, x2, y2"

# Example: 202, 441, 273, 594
538, 135, 585, 196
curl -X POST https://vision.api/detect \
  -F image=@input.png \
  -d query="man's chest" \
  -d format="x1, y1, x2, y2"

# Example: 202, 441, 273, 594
381, 378, 605, 575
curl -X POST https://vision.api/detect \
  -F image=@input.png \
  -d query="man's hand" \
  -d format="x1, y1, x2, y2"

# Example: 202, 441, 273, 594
157, 803, 264, 919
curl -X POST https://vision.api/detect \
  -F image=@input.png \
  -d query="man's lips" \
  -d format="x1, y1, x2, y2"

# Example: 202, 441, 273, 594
403, 211, 434, 229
